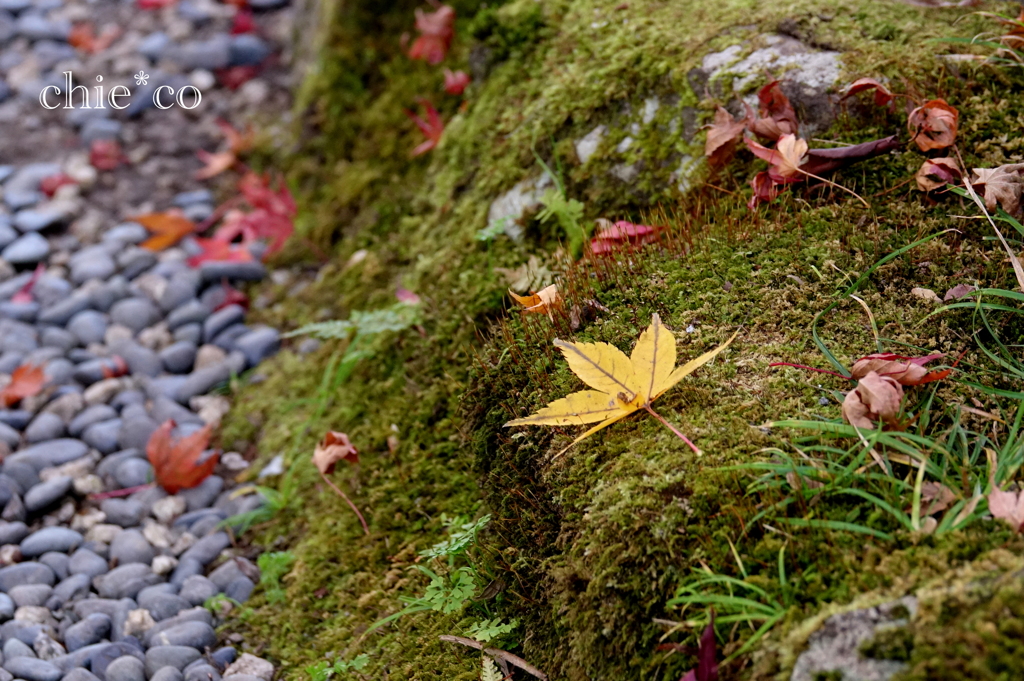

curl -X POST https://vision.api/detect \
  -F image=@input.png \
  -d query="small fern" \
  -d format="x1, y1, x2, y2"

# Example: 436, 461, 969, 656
480, 656, 502, 681
466, 617, 518, 643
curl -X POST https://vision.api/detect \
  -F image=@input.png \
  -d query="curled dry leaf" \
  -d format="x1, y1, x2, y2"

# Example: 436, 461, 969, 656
911, 287, 941, 303
146, 420, 219, 494
408, 4, 455, 65
915, 157, 961, 192
841, 77, 894, 107
505, 314, 737, 456
970, 164, 1024, 217
748, 171, 779, 209
443, 69, 470, 95
800, 136, 902, 178
509, 284, 561, 315
704, 106, 748, 167
0, 364, 46, 407
842, 370, 904, 429
908, 99, 958, 152
944, 283, 977, 301
590, 220, 659, 255
678, 614, 718, 681
921, 481, 956, 516
988, 482, 1024, 532
745, 134, 808, 182
850, 352, 949, 386
746, 80, 799, 141
134, 211, 196, 252
312, 431, 359, 475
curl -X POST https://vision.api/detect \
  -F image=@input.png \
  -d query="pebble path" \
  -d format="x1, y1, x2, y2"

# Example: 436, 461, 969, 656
0, 1, 297, 681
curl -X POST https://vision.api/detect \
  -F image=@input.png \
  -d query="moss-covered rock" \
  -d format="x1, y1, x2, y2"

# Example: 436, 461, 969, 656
218, 1, 1024, 679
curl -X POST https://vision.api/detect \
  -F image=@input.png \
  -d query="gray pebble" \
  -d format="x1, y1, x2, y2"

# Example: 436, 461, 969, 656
0, 562, 55, 590
0, 593, 12, 621
116, 410, 158, 452
110, 343, 161, 378
5, 439, 88, 472
109, 530, 154, 566
4, 637, 35, 659
114, 459, 151, 490
0, 422, 20, 448
182, 663, 219, 681
38, 553, 68, 580
176, 577, 216, 607
222, 577, 254, 604
137, 592, 189, 622
63, 668, 102, 681
172, 364, 230, 404
2, 234, 50, 265
178, 477, 222, 513
158, 343, 196, 375
69, 257, 116, 286
150, 669, 182, 681
82, 420, 122, 454
23, 476, 72, 513
104, 657, 144, 681
150, 397, 201, 427
95, 564, 159, 600
51, 573, 90, 604
68, 548, 110, 578
2, 656, 61, 681
165, 302, 208, 332
201, 306, 243, 344
171, 325, 201, 345
2, 460, 37, 490
168, 560, 202, 588
144, 647, 198, 678
81, 119, 122, 146
20, 528, 82, 557
99, 499, 145, 528
198, 262, 265, 284
67, 311, 108, 346
8, 584, 51, 607
109, 299, 159, 335
147, 622, 215, 651
102, 224, 148, 247
37, 295, 91, 327
24, 413, 65, 445
63, 613, 111, 652
68, 405, 117, 438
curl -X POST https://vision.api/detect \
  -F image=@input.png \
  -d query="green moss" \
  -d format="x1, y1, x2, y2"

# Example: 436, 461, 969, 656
215, 0, 1024, 679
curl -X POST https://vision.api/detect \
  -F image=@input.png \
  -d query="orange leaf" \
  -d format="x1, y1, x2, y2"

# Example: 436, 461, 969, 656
704, 106, 748, 167
195, 150, 237, 180
0, 364, 46, 407
908, 99, 958, 152
915, 157, 961, 192
509, 284, 561, 315
146, 420, 219, 494
311, 431, 359, 475
745, 134, 807, 182
842, 77, 894, 107
135, 211, 196, 251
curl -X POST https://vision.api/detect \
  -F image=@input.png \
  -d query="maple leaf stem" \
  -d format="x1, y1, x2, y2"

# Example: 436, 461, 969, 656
797, 168, 870, 208
319, 470, 370, 536
88, 483, 155, 500
644, 405, 701, 456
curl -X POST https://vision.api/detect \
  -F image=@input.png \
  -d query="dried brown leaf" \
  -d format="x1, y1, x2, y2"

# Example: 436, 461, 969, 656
970, 164, 1024, 216
908, 99, 959, 152
312, 431, 359, 475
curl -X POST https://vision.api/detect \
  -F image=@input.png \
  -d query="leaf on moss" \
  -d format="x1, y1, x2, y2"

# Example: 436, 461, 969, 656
841, 77, 894, 106
745, 134, 807, 182
312, 431, 359, 475
915, 157, 961, 192
704, 106, 748, 166
908, 99, 958, 151
746, 80, 799, 142
505, 314, 737, 455
970, 164, 1024, 216
849, 353, 948, 386
842, 371, 903, 429
509, 284, 561, 315
988, 483, 1024, 532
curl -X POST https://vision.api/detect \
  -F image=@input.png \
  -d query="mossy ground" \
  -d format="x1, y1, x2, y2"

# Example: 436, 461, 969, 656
216, 1, 1024, 679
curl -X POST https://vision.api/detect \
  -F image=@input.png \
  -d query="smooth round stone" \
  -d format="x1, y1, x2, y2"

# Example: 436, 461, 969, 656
0, 300, 39, 321
3, 637, 35, 659
186, 515, 221, 538
176, 577, 216, 607
82, 419, 122, 454
80, 118, 122, 146
227, 34, 270, 67
64, 613, 111, 652
169, 561, 203, 589
1, 233, 49, 265
95, 564, 159, 600
210, 648, 236, 669
13, 210, 63, 233
210, 324, 248, 352
114, 459, 151, 489
109, 299, 160, 334
99, 499, 145, 528
118, 252, 157, 281
138, 592, 189, 622
182, 663, 219, 681
69, 405, 117, 437
2, 461, 37, 490
3, 657, 61, 681
4, 439, 88, 472
178, 477, 222, 512
43, 358, 74, 385
0, 222, 16, 249
198, 262, 264, 284
22, 476, 72, 513
158, 342, 196, 375
223, 577, 254, 603
172, 364, 230, 404
150, 397, 201, 426
32, 276, 71, 309
39, 327, 76, 352
20, 528, 82, 557
165, 301, 208, 331
109, 530, 155, 566
37, 295, 91, 326
150, 668, 183, 681
103, 224, 148, 246
232, 327, 279, 367
0, 521, 28, 545
144, 647, 200, 677
148, 622, 215, 650
117, 413, 159, 452
111, 390, 146, 411
7, 584, 51, 607
4, 191, 43, 211
112, 343, 161, 378
24, 413, 65, 445
91, 277, 130, 313
67, 549, 107, 578
51, 572, 90, 604
0, 421, 20, 448
104, 656, 144, 681
0, 351, 23, 374
179, 532, 229, 566
167, 35, 230, 70
172, 324, 201, 345
0, 562, 55, 591
0, 592, 12, 621
201, 306, 243, 344
67, 310, 108, 345
63, 669, 102, 681
37, 553, 68, 580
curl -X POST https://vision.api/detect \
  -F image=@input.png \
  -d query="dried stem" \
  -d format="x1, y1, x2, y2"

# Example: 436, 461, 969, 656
88, 483, 155, 500
319, 470, 370, 536
644, 405, 701, 455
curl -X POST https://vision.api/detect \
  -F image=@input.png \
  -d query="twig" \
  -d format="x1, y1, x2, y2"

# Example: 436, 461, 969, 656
88, 483, 155, 500
439, 636, 548, 680
644, 405, 700, 455
319, 470, 370, 536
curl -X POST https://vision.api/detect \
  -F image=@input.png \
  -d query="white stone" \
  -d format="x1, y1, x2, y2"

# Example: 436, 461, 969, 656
15, 606, 52, 625
485, 173, 554, 241
574, 125, 606, 165
123, 609, 156, 637
641, 96, 660, 125
152, 555, 178, 575
85, 523, 122, 544
152, 496, 187, 524
224, 654, 275, 681
142, 519, 175, 549
71, 507, 106, 532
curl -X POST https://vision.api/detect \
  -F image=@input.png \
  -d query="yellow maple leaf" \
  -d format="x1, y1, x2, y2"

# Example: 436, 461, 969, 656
505, 314, 737, 456
509, 284, 561, 315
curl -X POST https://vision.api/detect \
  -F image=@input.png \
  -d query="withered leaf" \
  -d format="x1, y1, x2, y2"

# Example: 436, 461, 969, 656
970, 164, 1024, 217
509, 284, 561, 315
842, 371, 903, 429
704, 106, 748, 167
911, 287, 941, 303
746, 80, 799, 142
312, 431, 359, 475
842, 77, 894, 107
135, 211, 196, 252
944, 283, 977, 301
0, 364, 46, 407
745, 134, 808, 182
908, 99, 959, 152
988, 483, 1024, 532
915, 157, 961, 192
850, 353, 948, 386
146, 420, 219, 494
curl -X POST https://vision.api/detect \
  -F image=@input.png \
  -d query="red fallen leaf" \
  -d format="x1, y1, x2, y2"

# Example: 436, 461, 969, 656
219, 120, 254, 155
850, 352, 950, 386
748, 171, 780, 209
395, 287, 420, 304
704, 106, 749, 167
744, 134, 808, 182
214, 280, 250, 311
10, 264, 44, 304
800, 135, 902, 177
195, 150, 237, 180
746, 80, 799, 142
406, 99, 444, 156
908, 99, 959, 152
138, 0, 176, 8
146, 420, 219, 494
988, 479, 1024, 532
841, 77, 894, 107
239, 172, 296, 218
101, 356, 129, 379
443, 69, 470, 95
39, 173, 76, 198
678, 614, 718, 681
843, 370, 904, 429
215, 65, 261, 90
90, 139, 125, 171
0, 364, 46, 408
408, 4, 455, 65
134, 211, 196, 252
916, 157, 962, 192
187, 237, 255, 267
231, 9, 256, 34
589, 220, 659, 255
68, 22, 121, 54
